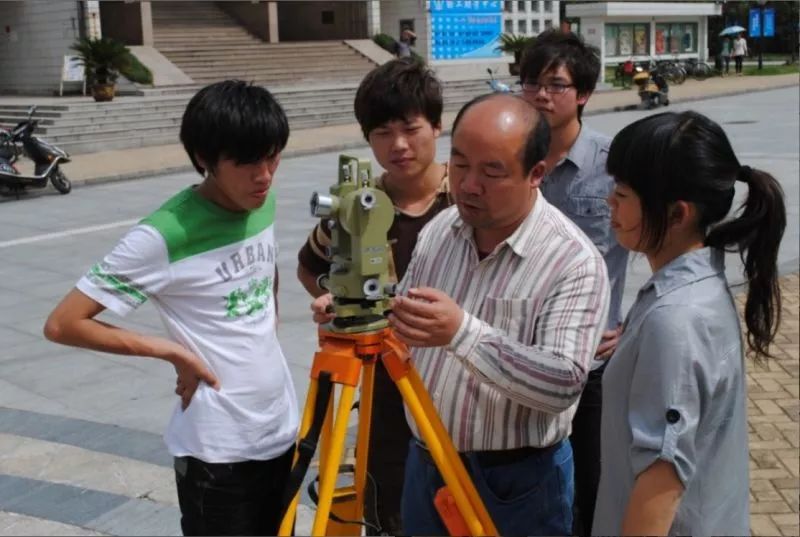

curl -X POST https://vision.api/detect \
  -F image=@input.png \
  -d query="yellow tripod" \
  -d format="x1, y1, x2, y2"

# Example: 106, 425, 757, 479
278, 326, 497, 536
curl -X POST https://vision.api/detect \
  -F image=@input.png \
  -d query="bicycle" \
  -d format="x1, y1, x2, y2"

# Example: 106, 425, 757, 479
682, 58, 713, 81
657, 59, 687, 85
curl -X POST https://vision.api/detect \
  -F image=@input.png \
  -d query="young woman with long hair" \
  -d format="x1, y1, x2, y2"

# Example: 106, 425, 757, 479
592, 110, 786, 536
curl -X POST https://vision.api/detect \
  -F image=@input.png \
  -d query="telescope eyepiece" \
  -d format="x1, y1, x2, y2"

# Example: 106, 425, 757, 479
310, 192, 336, 218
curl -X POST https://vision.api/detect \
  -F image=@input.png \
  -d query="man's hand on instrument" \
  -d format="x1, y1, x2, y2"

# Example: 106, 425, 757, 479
311, 293, 336, 324
389, 287, 463, 347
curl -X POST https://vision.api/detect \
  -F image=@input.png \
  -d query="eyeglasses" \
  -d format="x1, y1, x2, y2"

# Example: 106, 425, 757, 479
521, 82, 575, 94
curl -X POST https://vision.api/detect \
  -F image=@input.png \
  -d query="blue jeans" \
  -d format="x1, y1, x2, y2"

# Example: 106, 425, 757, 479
401, 438, 574, 536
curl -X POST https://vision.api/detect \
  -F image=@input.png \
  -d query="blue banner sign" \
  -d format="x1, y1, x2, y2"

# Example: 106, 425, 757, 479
763, 7, 775, 38
430, 0, 502, 13
749, 8, 761, 38
430, 0, 503, 60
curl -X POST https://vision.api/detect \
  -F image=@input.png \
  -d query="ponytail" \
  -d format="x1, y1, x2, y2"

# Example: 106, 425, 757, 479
706, 166, 786, 358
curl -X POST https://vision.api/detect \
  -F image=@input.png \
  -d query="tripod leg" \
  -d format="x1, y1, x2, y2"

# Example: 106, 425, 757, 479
313, 384, 357, 536
318, 387, 334, 488
279, 378, 320, 536
395, 370, 498, 536
354, 360, 376, 527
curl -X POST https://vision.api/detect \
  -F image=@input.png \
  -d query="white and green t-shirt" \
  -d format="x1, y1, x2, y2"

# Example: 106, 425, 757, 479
77, 187, 299, 463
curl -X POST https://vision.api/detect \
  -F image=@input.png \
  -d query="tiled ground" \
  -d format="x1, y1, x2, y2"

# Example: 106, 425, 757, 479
742, 273, 800, 536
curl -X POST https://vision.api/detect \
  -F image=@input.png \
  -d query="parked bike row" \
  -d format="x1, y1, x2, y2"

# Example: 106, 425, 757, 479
615, 56, 714, 88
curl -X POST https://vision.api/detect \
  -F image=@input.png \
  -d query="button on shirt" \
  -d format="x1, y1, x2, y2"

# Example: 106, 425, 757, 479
540, 126, 628, 334
398, 196, 610, 451
593, 248, 750, 536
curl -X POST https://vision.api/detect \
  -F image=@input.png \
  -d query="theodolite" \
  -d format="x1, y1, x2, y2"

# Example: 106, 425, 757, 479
280, 155, 496, 537
309, 154, 396, 332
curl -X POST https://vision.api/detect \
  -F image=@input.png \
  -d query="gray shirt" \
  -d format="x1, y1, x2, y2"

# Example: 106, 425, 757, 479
540, 125, 628, 331
593, 248, 750, 536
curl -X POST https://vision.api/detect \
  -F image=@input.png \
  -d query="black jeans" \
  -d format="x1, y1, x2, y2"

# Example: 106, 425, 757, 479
735, 55, 744, 73
364, 360, 413, 535
174, 446, 293, 536
569, 364, 605, 537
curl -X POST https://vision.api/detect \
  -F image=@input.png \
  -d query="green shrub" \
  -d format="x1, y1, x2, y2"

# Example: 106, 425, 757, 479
373, 33, 399, 55
71, 36, 129, 84
120, 52, 153, 85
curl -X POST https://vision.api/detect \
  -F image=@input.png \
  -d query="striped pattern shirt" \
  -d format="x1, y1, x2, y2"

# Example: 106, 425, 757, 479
399, 194, 610, 451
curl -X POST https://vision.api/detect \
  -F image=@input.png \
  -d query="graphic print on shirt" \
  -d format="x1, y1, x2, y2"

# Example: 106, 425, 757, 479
214, 241, 276, 283
225, 275, 273, 319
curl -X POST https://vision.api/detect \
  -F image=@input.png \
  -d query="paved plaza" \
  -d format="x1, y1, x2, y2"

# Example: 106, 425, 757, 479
0, 86, 798, 535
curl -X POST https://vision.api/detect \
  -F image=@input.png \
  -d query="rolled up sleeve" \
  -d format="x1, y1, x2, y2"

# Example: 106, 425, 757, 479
628, 306, 711, 487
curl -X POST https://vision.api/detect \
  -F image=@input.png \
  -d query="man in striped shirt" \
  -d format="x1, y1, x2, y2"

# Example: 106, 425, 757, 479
388, 94, 610, 535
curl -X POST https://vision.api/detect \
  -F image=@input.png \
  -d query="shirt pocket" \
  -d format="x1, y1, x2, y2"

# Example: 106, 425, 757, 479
562, 196, 611, 255
483, 297, 535, 345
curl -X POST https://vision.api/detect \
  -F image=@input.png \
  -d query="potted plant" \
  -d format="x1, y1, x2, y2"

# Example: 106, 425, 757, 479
70, 37, 130, 102
496, 33, 536, 76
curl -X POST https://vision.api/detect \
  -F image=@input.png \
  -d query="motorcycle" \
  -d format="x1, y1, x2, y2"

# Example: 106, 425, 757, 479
0, 105, 71, 197
632, 62, 670, 110
486, 68, 512, 93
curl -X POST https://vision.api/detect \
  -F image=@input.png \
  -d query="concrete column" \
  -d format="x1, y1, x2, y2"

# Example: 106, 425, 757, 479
268, 2, 279, 43
650, 20, 656, 58
366, 1, 381, 37
86, 0, 102, 38
140, 1, 153, 47
701, 17, 708, 61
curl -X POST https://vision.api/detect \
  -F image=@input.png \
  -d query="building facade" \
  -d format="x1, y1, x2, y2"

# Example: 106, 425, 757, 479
565, 2, 722, 82
0, 0, 560, 94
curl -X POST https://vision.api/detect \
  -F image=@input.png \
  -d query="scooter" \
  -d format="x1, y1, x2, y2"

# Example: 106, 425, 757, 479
632, 63, 670, 109
0, 105, 71, 197
486, 68, 512, 93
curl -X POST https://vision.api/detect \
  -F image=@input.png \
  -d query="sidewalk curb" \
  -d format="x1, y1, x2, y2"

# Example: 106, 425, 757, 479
69, 82, 799, 189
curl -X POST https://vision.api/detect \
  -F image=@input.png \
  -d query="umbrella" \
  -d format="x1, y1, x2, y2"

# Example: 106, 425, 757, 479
720, 25, 747, 36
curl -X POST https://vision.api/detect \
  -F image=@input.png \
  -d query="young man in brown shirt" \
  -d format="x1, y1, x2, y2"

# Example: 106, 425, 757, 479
296, 58, 451, 535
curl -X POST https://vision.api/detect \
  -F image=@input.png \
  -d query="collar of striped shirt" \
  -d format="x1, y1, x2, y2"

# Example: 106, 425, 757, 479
448, 190, 548, 259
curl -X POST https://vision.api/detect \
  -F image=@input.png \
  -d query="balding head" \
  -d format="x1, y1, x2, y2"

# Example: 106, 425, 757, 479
452, 94, 550, 176
448, 93, 551, 243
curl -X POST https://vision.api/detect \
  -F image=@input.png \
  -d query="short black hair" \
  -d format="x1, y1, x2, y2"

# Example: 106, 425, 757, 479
519, 30, 601, 118
354, 58, 443, 139
451, 93, 550, 177
180, 80, 289, 176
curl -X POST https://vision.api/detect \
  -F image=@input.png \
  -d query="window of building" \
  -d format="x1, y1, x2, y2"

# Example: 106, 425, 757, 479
504, 1, 513, 13
532, 19, 540, 33
518, 19, 528, 34
544, 19, 553, 29
518, 1, 527, 12
321, 10, 334, 24
505, 19, 514, 33
544, 1, 553, 12
532, 1, 540, 12
655, 22, 698, 54
605, 23, 650, 57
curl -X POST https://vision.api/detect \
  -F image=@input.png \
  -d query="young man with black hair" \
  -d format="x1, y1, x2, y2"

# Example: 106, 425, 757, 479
519, 29, 629, 536
44, 80, 298, 536
297, 58, 450, 535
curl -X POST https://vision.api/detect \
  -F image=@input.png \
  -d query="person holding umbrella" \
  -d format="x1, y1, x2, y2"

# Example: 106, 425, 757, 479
732, 32, 748, 75
721, 36, 732, 76
719, 25, 747, 76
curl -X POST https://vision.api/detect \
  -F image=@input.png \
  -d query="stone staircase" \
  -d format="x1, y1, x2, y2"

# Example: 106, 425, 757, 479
0, 78, 516, 154
152, 1, 376, 88
0, 0, 519, 154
